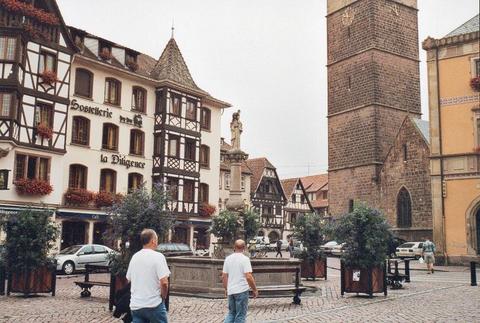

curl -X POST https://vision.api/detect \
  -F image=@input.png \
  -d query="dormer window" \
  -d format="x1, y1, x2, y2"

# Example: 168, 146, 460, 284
125, 52, 139, 71
99, 42, 112, 61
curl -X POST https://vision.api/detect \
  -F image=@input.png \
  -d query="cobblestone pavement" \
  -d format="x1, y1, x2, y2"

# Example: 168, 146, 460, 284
0, 261, 478, 323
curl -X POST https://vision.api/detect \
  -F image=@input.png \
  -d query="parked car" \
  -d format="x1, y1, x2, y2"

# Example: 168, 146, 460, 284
55, 244, 116, 275
156, 243, 193, 257
395, 242, 424, 259
320, 241, 340, 255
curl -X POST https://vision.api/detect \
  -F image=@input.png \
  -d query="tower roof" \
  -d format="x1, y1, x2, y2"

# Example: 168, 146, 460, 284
151, 38, 204, 93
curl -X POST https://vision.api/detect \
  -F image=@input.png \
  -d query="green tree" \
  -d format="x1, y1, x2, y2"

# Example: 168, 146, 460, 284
293, 213, 325, 262
0, 208, 58, 273
333, 205, 392, 268
107, 184, 175, 275
209, 210, 240, 244
243, 209, 261, 241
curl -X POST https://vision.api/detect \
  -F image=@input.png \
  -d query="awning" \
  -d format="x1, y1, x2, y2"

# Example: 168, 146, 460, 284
56, 211, 107, 221
0, 205, 54, 215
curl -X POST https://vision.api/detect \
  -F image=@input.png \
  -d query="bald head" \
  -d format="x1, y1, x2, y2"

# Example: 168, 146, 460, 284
234, 239, 246, 252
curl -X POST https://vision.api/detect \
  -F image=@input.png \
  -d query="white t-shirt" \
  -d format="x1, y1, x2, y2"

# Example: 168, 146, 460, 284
126, 249, 170, 310
222, 252, 252, 295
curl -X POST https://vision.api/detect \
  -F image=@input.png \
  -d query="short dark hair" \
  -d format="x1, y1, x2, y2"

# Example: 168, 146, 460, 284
140, 229, 157, 246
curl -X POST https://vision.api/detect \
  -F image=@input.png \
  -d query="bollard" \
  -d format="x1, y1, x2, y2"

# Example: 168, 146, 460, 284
405, 260, 410, 283
471, 262, 477, 286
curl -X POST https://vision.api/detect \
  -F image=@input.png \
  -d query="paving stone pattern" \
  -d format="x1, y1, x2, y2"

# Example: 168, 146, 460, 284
0, 266, 478, 322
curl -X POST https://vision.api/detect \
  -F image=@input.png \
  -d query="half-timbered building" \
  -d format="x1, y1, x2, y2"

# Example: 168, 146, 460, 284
301, 173, 329, 216
0, 0, 230, 252
280, 178, 314, 240
0, 0, 76, 220
245, 157, 287, 243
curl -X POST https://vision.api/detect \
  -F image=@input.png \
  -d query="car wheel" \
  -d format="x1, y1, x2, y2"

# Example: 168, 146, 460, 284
62, 261, 75, 275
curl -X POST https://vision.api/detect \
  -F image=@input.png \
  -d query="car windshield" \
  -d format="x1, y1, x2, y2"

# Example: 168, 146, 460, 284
59, 245, 82, 254
399, 243, 415, 248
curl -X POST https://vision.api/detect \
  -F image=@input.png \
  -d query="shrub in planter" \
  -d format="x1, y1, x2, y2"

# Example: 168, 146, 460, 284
36, 122, 53, 139
0, 208, 58, 295
209, 210, 240, 245
293, 213, 327, 280
471, 76, 480, 92
199, 203, 216, 217
39, 70, 58, 85
64, 188, 95, 206
14, 178, 53, 196
332, 205, 392, 296
243, 208, 261, 241
99, 48, 113, 61
106, 184, 175, 276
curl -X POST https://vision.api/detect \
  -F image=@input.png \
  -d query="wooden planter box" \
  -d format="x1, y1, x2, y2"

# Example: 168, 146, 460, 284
301, 258, 327, 280
340, 261, 386, 297
7, 266, 56, 296
109, 274, 129, 311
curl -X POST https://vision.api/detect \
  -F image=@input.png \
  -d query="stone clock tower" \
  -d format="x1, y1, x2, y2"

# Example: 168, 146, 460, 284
327, 0, 421, 216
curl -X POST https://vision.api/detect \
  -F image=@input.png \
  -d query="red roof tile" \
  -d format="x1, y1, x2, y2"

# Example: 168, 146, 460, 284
301, 173, 328, 193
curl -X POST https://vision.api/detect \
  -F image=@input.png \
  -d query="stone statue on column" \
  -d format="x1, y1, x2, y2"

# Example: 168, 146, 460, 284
225, 110, 248, 240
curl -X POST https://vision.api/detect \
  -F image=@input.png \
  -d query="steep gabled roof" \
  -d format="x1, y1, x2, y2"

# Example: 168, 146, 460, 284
301, 173, 328, 193
150, 38, 205, 93
245, 158, 276, 194
280, 178, 299, 197
446, 14, 480, 37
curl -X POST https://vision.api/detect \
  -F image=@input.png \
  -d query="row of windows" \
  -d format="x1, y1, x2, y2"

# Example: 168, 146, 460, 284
74, 69, 212, 130
69, 164, 142, 193
165, 177, 209, 203
160, 135, 210, 168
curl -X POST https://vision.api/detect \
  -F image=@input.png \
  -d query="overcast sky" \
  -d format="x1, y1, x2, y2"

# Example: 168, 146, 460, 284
57, 0, 479, 178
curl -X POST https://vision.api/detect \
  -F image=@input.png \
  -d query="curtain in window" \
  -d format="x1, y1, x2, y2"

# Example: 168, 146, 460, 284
130, 130, 144, 155
128, 173, 143, 191
15, 155, 26, 180
199, 183, 209, 203
69, 165, 87, 189
183, 180, 195, 202
102, 124, 118, 150
37, 104, 52, 126
0, 37, 16, 60
0, 93, 12, 117
105, 79, 120, 104
100, 169, 116, 193
201, 108, 211, 130
185, 140, 195, 160
200, 145, 209, 167
133, 88, 145, 112
171, 96, 181, 116
72, 117, 89, 145
38, 158, 49, 181
168, 137, 179, 157
167, 178, 179, 200
186, 100, 196, 120
39, 52, 55, 73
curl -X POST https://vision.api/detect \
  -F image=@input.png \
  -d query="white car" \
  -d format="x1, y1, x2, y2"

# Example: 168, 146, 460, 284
320, 241, 340, 254
55, 244, 116, 275
331, 243, 346, 256
395, 242, 424, 259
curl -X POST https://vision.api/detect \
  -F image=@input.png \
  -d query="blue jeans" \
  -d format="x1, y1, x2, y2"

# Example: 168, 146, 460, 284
224, 290, 249, 323
132, 302, 168, 323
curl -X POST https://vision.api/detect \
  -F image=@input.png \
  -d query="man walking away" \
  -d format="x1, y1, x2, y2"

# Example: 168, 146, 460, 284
127, 229, 170, 323
275, 239, 283, 258
422, 239, 436, 274
222, 239, 259, 323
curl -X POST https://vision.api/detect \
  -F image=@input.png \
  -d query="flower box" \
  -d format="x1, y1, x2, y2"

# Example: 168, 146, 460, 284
14, 178, 53, 196
0, 0, 60, 26
40, 70, 58, 85
95, 191, 123, 208
199, 203, 216, 217
36, 123, 53, 139
471, 76, 480, 92
126, 59, 139, 72
64, 188, 95, 206
99, 48, 113, 61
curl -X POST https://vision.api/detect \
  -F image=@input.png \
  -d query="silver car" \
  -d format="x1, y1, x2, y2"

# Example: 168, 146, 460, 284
55, 244, 116, 275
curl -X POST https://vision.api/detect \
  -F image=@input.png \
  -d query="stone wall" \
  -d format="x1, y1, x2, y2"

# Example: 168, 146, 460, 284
379, 118, 432, 241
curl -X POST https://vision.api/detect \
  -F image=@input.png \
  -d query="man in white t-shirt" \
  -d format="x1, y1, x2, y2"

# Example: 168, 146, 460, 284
222, 239, 258, 323
126, 229, 170, 323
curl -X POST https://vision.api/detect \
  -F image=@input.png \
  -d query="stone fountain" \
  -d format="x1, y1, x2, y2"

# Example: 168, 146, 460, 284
168, 110, 301, 297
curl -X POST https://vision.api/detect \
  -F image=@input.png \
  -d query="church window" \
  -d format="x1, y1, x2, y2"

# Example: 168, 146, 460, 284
397, 187, 412, 228
403, 144, 408, 161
